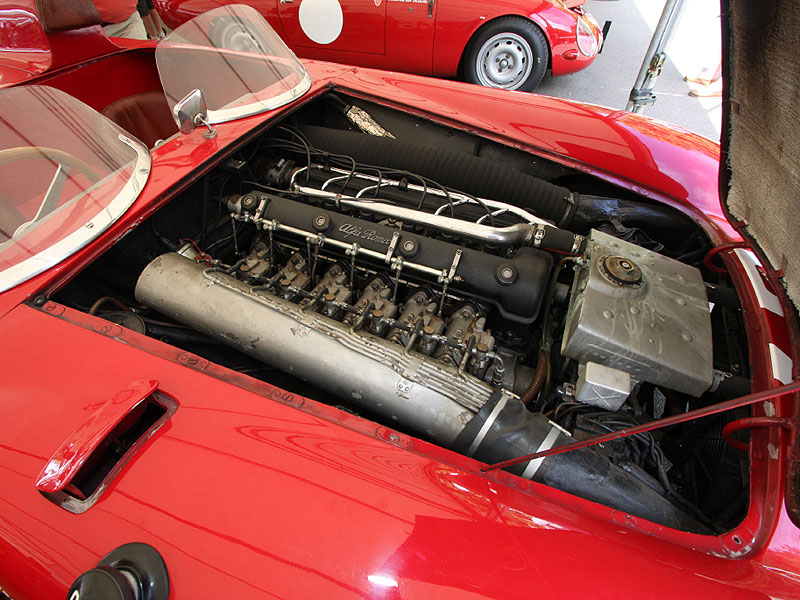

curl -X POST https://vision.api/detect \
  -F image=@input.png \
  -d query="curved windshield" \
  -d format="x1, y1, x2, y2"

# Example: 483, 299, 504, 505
156, 4, 311, 125
0, 86, 150, 293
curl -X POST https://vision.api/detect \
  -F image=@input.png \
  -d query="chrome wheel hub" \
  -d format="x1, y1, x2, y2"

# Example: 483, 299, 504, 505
475, 33, 533, 90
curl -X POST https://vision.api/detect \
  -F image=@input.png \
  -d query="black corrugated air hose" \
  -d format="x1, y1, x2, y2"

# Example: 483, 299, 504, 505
297, 125, 577, 227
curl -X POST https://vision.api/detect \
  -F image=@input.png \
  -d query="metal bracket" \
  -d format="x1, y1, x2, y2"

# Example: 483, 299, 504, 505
571, 234, 586, 255
628, 88, 657, 106
347, 242, 360, 291
253, 195, 269, 221
438, 249, 462, 314
391, 257, 404, 302
385, 231, 400, 264
440, 248, 462, 284
647, 52, 666, 78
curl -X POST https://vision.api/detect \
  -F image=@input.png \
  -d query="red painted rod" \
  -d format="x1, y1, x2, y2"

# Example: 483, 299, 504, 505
722, 416, 794, 452
481, 379, 800, 473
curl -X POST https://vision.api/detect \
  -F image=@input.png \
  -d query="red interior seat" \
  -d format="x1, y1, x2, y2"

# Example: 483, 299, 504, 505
102, 91, 178, 148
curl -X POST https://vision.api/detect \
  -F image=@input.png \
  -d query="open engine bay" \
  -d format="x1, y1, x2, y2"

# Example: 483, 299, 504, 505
57, 94, 752, 534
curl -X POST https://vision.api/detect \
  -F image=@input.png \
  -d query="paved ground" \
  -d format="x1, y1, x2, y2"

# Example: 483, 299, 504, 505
535, 0, 723, 141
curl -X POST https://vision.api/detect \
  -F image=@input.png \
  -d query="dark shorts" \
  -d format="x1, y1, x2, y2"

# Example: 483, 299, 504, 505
137, 0, 156, 17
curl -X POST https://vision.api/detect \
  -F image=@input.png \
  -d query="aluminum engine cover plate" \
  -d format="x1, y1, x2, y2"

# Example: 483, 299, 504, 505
561, 229, 713, 397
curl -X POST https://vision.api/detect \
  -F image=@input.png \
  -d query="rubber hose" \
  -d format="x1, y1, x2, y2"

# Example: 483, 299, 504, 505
454, 398, 709, 533
520, 349, 548, 408
298, 125, 577, 227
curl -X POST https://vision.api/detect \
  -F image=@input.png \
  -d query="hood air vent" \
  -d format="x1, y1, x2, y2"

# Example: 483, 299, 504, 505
36, 380, 177, 514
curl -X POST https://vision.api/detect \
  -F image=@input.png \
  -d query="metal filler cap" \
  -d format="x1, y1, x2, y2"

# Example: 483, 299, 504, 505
602, 255, 643, 285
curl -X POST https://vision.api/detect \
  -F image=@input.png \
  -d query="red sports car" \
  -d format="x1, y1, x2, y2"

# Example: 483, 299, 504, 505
0, 0, 798, 598
155, 0, 604, 91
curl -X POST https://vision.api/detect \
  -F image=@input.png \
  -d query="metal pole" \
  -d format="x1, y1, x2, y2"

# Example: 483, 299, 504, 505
625, 0, 689, 113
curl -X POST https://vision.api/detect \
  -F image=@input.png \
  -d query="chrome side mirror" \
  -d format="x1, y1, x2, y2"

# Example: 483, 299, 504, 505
173, 89, 217, 139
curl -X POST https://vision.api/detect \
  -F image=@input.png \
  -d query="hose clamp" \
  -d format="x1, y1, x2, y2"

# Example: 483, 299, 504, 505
571, 234, 585, 255
532, 224, 546, 248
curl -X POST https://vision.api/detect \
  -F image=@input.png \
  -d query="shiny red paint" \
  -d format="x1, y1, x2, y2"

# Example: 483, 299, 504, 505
36, 379, 160, 493
0, 8, 799, 600
154, 0, 601, 83
0, 1, 50, 78
0, 0, 142, 81
30, 48, 163, 112
0, 303, 798, 599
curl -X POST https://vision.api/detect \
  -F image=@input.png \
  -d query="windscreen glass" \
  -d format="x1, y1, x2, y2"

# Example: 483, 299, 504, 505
0, 86, 149, 293
156, 4, 311, 125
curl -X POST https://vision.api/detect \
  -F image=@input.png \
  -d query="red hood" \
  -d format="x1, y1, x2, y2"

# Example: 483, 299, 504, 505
1, 302, 797, 598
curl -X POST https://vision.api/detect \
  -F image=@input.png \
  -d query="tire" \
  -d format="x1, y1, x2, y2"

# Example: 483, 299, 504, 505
208, 16, 273, 54
464, 17, 550, 92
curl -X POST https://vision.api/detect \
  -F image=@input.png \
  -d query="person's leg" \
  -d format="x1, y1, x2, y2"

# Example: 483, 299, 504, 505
141, 13, 159, 39
149, 9, 165, 31
689, 79, 722, 97
685, 59, 723, 86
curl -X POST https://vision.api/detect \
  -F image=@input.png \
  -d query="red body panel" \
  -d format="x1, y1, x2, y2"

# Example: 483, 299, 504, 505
1, 9, 799, 598
157, 0, 285, 37
154, 0, 599, 81
0, 0, 51, 77
0, 302, 798, 600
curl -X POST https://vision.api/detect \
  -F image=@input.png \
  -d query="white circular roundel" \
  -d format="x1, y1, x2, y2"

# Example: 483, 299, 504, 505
298, 0, 344, 45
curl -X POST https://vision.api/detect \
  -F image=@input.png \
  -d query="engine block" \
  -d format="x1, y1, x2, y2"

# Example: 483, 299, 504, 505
135, 193, 553, 444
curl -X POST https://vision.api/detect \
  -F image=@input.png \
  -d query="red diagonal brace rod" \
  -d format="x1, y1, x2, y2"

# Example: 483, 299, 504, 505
481, 379, 800, 473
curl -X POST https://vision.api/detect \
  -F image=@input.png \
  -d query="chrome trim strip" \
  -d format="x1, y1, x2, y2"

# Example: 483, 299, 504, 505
0, 135, 151, 293
576, 16, 599, 57
521, 425, 562, 479
207, 71, 312, 125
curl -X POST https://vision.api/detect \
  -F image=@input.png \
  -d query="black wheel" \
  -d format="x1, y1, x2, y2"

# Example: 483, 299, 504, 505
208, 16, 274, 54
464, 17, 550, 92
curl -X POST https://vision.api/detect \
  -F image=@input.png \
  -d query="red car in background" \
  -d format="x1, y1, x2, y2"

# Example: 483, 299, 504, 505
155, 0, 604, 91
